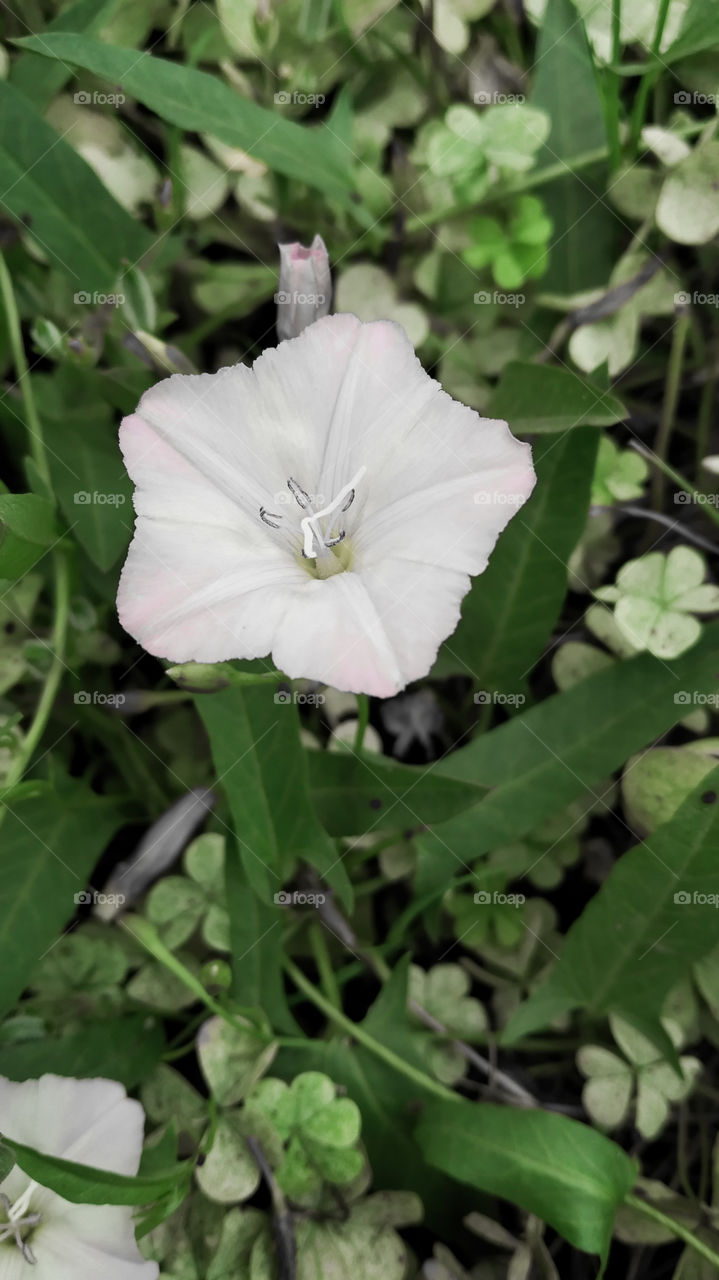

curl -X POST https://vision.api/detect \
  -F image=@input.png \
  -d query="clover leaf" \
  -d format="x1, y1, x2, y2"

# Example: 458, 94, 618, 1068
596, 546, 719, 659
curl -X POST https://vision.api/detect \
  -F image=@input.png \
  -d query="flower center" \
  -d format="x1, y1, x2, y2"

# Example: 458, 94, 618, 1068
0, 1183, 41, 1265
259, 466, 366, 578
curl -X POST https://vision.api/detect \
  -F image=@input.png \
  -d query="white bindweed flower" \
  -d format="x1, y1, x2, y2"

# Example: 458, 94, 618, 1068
0, 1074, 158, 1279
118, 314, 535, 697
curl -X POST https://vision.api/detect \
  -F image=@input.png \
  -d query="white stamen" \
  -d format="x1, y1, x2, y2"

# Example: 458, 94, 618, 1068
8, 1183, 37, 1224
301, 466, 367, 558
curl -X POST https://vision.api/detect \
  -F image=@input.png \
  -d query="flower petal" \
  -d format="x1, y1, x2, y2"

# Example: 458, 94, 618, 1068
28, 1212, 158, 1280
0, 1075, 144, 1175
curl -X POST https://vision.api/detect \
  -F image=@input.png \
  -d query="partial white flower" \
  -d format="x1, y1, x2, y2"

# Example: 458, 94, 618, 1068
0, 1074, 158, 1279
118, 314, 535, 697
276, 234, 332, 339
381, 689, 444, 757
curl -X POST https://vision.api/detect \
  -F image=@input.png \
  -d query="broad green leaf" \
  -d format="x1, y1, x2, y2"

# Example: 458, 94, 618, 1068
0, 787, 123, 1021
485, 363, 626, 432
46, 423, 134, 572
505, 770, 719, 1041
10, 0, 120, 108
307, 750, 486, 836
225, 848, 296, 1033
0, 1015, 164, 1088
0, 81, 151, 293
0, 494, 61, 545
16, 35, 354, 204
2, 1134, 188, 1206
197, 1015, 278, 1108
416, 1100, 637, 1261
436, 429, 598, 686
196, 687, 350, 906
530, 0, 615, 294
417, 621, 719, 881
664, 0, 719, 61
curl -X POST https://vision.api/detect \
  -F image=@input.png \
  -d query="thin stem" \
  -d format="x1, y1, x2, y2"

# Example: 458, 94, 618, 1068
283, 958, 458, 1103
628, 0, 673, 152
0, 254, 52, 496
652, 310, 691, 511
604, 0, 623, 170
0, 254, 70, 804
630, 441, 719, 530
353, 694, 370, 753
624, 1193, 719, 1269
1, 553, 70, 795
308, 922, 342, 1012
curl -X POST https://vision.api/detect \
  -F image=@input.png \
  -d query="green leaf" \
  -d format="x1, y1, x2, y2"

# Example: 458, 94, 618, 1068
485, 363, 626, 432
196, 687, 350, 905
505, 770, 719, 1041
197, 1015, 278, 1108
530, 0, 615, 294
0, 1015, 164, 1088
418, 621, 719, 876
308, 750, 486, 836
416, 1100, 637, 1261
437, 429, 598, 686
46, 423, 133, 571
0, 494, 61, 545
0, 786, 123, 1021
664, 0, 719, 62
0, 81, 151, 294
9, 0, 120, 108
15, 34, 354, 205
2, 1134, 188, 1206
656, 142, 719, 245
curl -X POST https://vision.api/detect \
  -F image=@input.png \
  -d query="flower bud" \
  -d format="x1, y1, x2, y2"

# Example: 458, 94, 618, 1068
276, 233, 331, 340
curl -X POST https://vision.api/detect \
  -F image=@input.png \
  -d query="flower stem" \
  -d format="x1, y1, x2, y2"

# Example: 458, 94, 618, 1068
652, 309, 691, 511
283, 957, 458, 1103
624, 1193, 719, 1269
0, 253, 70, 805
604, 0, 623, 170
628, 0, 673, 152
308, 922, 342, 1012
353, 694, 370, 752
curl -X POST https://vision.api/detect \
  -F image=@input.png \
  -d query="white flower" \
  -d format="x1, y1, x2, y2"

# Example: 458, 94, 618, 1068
0, 1074, 158, 1279
118, 314, 535, 697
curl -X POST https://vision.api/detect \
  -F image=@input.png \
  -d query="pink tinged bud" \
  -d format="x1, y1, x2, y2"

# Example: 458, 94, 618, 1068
276, 233, 332, 339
